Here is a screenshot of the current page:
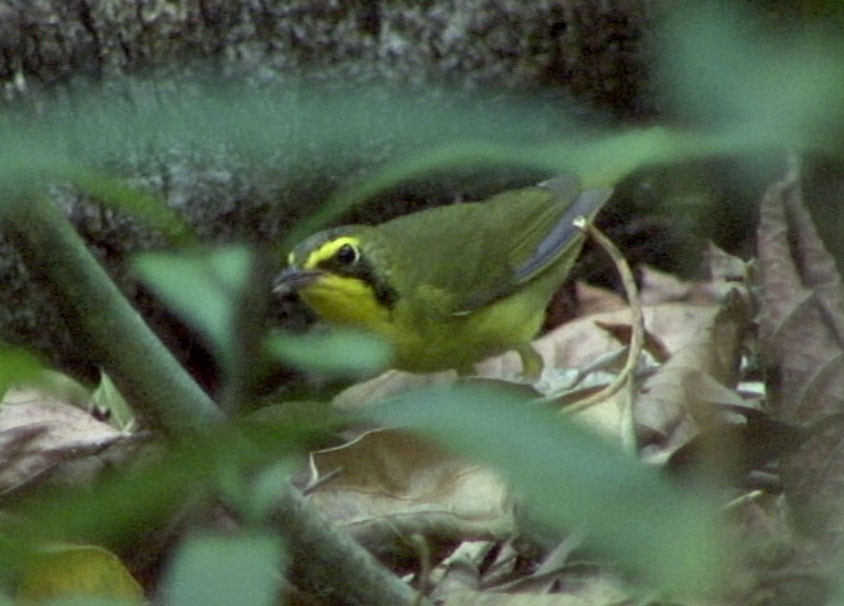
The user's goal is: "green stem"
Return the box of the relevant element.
[274,484,428,605]
[0,195,224,432]
[0,194,426,605]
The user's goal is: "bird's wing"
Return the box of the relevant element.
[453,178,613,313]
[508,180,614,285]
[378,178,612,317]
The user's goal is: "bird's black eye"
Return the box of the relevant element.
[336,243,358,265]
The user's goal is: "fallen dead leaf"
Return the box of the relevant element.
[757,167,844,421]
[333,369,458,411]
[635,289,752,456]
[308,429,515,562]
[517,303,725,375]
[574,282,627,316]
[592,320,671,363]
[437,567,630,605]
[756,163,844,538]
[698,243,752,303]
[0,388,129,496]
[430,540,495,594]
[638,264,693,304]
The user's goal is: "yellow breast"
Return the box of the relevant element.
[300,274,546,373]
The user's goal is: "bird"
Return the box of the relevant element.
[274,176,613,377]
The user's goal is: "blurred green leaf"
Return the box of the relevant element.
[29,369,93,410]
[0,346,44,399]
[3,19,843,231]
[164,531,285,606]
[50,600,133,606]
[0,84,585,190]
[372,384,726,593]
[65,169,195,245]
[266,329,391,378]
[15,544,143,605]
[658,2,844,152]
[288,128,708,242]
[216,461,298,526]
[0,420,312,573]
[133,246,253,364]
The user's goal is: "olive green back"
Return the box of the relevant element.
[367,177,613,316]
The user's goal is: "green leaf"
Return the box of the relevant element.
[65,169,195,245]
[216,461,298,525]
[91,372,135,431]
[133,246,253,364]
[372,384,726,593]
[164,531,285,606]
[0,346,44,399]
[266,329,391,378]
[658,2,844,152]
[16,544,143,605]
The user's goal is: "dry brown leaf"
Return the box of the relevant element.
[438,568,630,605]
[574,282,627,315]
[757,167,844,421]
[431,540,495,594]
[308,429,515,557]
[635,290,752,454]
[699,243,752,301]
[480,303,721,379]
[0,388,127,495]
[756,164,844,535]
[471,540,523,591]
[579,249,746,316]
[333,369,458,410]
[592,320,671,362]
[638,264,693,304]
[724,493,830,605]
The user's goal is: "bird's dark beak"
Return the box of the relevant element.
[273,268,322,296]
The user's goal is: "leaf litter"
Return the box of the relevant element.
[0,381,148,602]
[0,386,135,497]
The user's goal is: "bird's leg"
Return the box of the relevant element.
[517,344,545,381]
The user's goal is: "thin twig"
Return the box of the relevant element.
[410,534,432,606]
[301,466,344,496]
[560,220,644,417]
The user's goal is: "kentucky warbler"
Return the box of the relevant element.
[274,176,613,376]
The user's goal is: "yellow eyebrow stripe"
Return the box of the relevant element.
[303,236,361,270]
